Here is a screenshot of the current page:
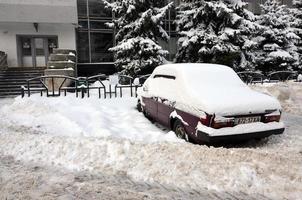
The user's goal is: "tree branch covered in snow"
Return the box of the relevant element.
[290,0,302,71]
[175,0,260,71]
[246,0,300,73]
[103,0,172,77]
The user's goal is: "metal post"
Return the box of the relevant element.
[87,79,90,98]
[115,86,117,98]
[109,85,112,98]
[27,82,30,97]
[52,77,54,96]
[21,87,24,98]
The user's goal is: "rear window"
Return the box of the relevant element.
[153,74,176,80]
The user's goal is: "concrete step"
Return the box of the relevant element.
[0,74,44,79]
[0,95,17,98]
[0,91,22,96]
[0,68,44,97]
[49,54,76,62]
[47,61,75,69]
[0,81,41,86]
[0,87,25,92]
[53,49,76,55]
[0,77,42,83]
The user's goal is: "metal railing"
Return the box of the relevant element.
[21,74,146,98]
[238,71,300,84]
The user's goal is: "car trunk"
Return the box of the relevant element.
[189,87,281,117]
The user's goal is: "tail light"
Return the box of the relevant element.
[264,115,281,123]
[211,116,235,129]
[200,114,212,127]
[200,114,234,129]
[263,110,281,123]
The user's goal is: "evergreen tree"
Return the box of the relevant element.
[103,0,172,77]
[175,0,259,71]
[290,0,302,71]
[248,0,299,73]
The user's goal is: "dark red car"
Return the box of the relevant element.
[137,63,285,144]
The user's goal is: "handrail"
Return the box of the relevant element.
[0,54,7,68]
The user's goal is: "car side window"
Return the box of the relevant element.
[149,74,178,103]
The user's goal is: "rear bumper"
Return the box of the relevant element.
[197,128,285,143]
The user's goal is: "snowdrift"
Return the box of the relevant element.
[0,81,301,199]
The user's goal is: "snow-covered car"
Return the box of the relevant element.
[137,63,285,143]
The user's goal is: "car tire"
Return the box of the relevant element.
[173,120,189,142]
[137,100,143,112]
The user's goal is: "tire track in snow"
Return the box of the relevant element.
[0,156,268,200]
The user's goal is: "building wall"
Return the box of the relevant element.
[0,22,76,67]
[0,0,78,24]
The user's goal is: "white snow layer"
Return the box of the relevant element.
[251,81,302,115]
[0,96,179,143]
[145,64,281,116]
[0,81,302,199]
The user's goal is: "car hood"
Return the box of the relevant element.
[188,87,282,116]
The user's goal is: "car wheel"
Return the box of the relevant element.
[137,100,143,112]
[173,120,189,141]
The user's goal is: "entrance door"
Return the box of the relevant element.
[34,38,47,67]
[18,36,58,68]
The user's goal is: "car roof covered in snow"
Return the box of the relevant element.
[153,63,233,77]
[148,63,281,116]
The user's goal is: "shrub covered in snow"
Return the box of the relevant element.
[175,0,259,71]
[103,0,172,77]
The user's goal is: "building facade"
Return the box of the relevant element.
[0,0,77,68]
[0,0,293,76]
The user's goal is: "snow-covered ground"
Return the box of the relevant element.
[0,82,302,199]
[251,81,302,115]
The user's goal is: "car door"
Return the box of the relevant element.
[153,75,177,127]
[142,96,158,119]
[157,98,174,127]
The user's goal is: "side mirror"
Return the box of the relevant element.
[133,78,140,86]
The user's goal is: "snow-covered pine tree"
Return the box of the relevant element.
[103,0,172,77]
[175,0,259,71]
[290,0,302,71]
[249,0,300,73]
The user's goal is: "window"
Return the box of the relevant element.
[154,74,176,80]
[48,38,58,54]
[89,0,112,19]
[21,37,31,56]
[77,0,87,18]
[90,20,111,30]
[90,32,114,62]
[77,31,90,63]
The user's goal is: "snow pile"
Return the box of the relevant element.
[0,81,302,199]
[250,81,302,115]
[0,95,179,143]
[0,124,301,200]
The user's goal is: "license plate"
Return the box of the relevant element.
[235,116,261,125]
